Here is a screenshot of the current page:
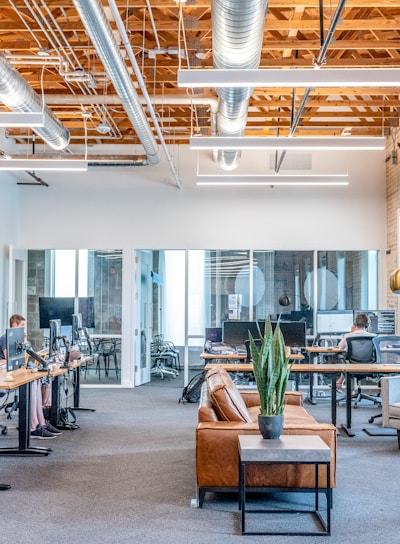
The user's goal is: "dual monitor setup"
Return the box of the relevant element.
[211,320,307,349]
[316,309,396,336]
[6,295,95,373]
[206,309,397,350]
[6,314,83,373]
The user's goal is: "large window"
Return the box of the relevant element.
[27,249,123,350]
[184,250,378,351]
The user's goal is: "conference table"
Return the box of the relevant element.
[204,361,400,436]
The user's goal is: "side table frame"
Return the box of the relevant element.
[238,435,331,536]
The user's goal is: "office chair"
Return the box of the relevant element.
[0,391,9,435]
[367,336,400,423]
[244,339,262,363]
[345,335,380,408]
[381,375,400,448]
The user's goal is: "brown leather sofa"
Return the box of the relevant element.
[196,366,337,506]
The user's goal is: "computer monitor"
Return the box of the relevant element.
[6,326,25,372]
[48,319,62,360]
[317,310,354,335]
[71,313,82,345]
[222,320,306,348]
[222,321,263,346]
[353,310,396,335]
[39,297,74,328]
[277,321,306,348]
[205,327,222,343]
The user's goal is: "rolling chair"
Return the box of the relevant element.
[381,375,400,448]
[367,335,400,423]
[344,335,380,408]
[245,339,262,363]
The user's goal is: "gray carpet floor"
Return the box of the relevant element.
[0,377,398,544]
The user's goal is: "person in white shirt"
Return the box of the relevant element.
[336,313,376,391]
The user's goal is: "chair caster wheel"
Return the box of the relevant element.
[368,417,374,423]
[1,429,7,435]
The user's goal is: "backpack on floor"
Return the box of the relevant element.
[179,371,205,404]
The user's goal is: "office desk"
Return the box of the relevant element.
[305,347,343,404]
[201,352,304,363]
[200,352,247,363]
[70,356,96,412]
[0,367,53,456]
[48,357,94,429]
[204,362,400,434]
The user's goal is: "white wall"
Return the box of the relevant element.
[15,146,386,252]
[9,145,387,386]
[0,171,21,331]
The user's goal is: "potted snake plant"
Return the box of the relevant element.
[248,318,292,439]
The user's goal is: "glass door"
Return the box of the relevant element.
[134,250,152,385]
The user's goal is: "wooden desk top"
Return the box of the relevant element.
[0,366,47,389]
[204,362,400,373]
[306,347,342,354]
[200,352,246,360]
[200,351,304,361]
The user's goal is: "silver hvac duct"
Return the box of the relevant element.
[72,0,160,166]
[0,52,70,151]
[212,0,268,170]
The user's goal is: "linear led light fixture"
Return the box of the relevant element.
[0,112,45,127]
[178,68,400,88]
[196,174,349,186]
[190,136,385,151]
[0,159,88,171]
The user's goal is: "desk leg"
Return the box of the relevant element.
[306,354,317,405]
[330,375,337,427]
[72,366,95,413]
[0,382,52,456]
[50,375,61,428]
[308,374,317,404]
[340,373,355,437]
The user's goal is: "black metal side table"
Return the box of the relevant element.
[238,434,331,536]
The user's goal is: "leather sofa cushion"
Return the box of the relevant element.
[206,367,252,423]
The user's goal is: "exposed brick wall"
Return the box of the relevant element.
[385,135,400,326]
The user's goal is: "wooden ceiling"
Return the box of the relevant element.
[0,0,399,152]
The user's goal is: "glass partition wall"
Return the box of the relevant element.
[26,249,379,386]
[27,249,122,385]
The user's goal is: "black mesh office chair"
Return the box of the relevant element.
[245,339,262,363]
[367,335,400,423]
[345,335,380,407]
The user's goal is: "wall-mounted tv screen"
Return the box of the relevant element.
[39,296,95,329]
[39,297,74,328]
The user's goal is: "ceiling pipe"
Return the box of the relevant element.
[72,0,160,166]
[0,52,70,151]
[275,0,347,173]
[107,0,182,188]
[43,93,218,128]
[212,0,268,171]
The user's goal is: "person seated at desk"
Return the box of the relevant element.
[336,313,376,392]
[0,314,60,440]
